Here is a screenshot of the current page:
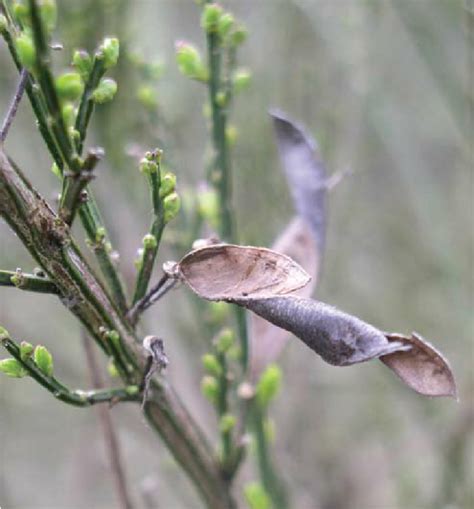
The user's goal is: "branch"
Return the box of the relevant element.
[0,268,59,294]
[0,68,28,142]
[0,148,235,509]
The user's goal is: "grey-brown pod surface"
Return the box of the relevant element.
[177,244,311,301]
[240,296,409,366]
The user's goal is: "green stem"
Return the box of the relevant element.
[251,405,288,509]
[1,337,139,407]
[0,269,59,294]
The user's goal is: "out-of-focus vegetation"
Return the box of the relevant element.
[0,1,472,508]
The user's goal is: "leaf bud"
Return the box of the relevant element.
[218,13,234,38]
[201,375,219,404]
[15,33,36,71]
[136,85,158,109]
[95,226,106,243]
[72,49,92,79]
[159,172,176,199]
[207,301,230,325]
[201,3,223,33]
[163,192,181,223]
[0,358,28,378]
[20,341,34,361]
[175,41,207,81]
[256,364,282,408]
[233,68,251,92]
[215,91,227,107]
[0,326,10,342]
[92,78,117,104]
[107,358,119,378]
[219,413,236,433]
[201,353,222,377]
[142,233,157,250]
[225,125,238,146]
[33,345,54,376]
[139,157,158,176]
[99,37,120,69]
[214,327,234,354]
[0,14,8,33]
[230,25,248,47]
[55,72,84,102]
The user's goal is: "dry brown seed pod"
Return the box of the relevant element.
[177,244,311,301]
[381,332,458,399]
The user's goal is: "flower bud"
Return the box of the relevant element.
[99,37,120,69]
[201,353,222,377]
[0,326,10,341]
[15,33,36,71]
[62,102,75,127]
[201,375,219,404]
[20,341,34,361]
[244,482,271,509]
[39,0,57,32]
[214,327,234,354]
[159,172,176,199]
[197,187,219,226]
[134,248,144,270]
[201,3,223,33]
[215,91,227,107]
[143,233,157,250]
[163,192,181,223]
[175,41,207,81]
[139,157,158,176]
[126,385,139,396]
[55,72,84,102]
[207,301,230,325]
[12,3,29,27]
[51,162,61,179]
[225,125,238,146]
[256,364,281,408]
[230,26,247,47]
[107,359,119,378]
[0,358,28,378]
[0,14,8,33]
[95,226,106,243]
[219,413,236,433]
[92,78,117,104]
[136,85,158,109]
[233,68,251,92]
[218,13,234,38]
[34,345,54,376]
[72,49,92,79]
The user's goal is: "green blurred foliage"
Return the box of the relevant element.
[0,1,472,508]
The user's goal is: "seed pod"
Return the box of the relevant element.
[176,244,311,301]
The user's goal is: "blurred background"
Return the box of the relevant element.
[0,1,472,508]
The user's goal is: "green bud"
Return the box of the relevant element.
[201,375,219,404]
[39,0,57,32]
[228,345,241,362]
[256,364,282,408]
[0,326,10,342]
[92,78,117,104]
[107,359,119,378]
[62,102,75,127]
[201,3,223,33]
[159,172,176,199]
[214,327,234,354]
[201,353,222,377]
[0,358,28,378]
[139,157,158,175]
[99,37,120,69]
[95,226,106,243]
[0,14,8,33]
[207,301,230,325]
[72,49,92,79]
[125,385,139,396]
[12,3,29,27]
[136,85,158,109]
[163,192,181,223]
[134,248,144,270]
[15,33,36,71]
[197,188,219,226]
[219,413,236,433]
[244,482,271,509]
[218,13,234,38]
[225,125,238,147]
[216,91,227,107]
[55,72,84,102]
[175,41,207,81]
[230,26,248,47]
[233,68,252,92]
[34,345,53,376]
[264,418,276,443]
[105,330,121,348]
[143,233,157,250]
[20,341,34,361]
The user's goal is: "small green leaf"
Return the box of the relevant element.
[0,358,28,378]
[34,345,53,376]
[243,482,270,509]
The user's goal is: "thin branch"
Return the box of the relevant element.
[1,336,139,407]
[82,331,134,509]
[0,268,59,294]
[0,69,28,143]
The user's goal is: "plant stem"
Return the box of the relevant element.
[0,68,28,142]
[0,149,236,509]
[82,331,134,509]
[0,269,59,294]
[1,336,139,407]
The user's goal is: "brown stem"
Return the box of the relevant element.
[0,148,235,509]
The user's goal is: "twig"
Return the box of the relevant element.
[1,336,139,407]
[82,330,134,509]
[0,268,59,294]
[0,69,28,142]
